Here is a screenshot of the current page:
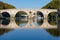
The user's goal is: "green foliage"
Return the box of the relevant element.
[42,0,60,9]
[0,1,15,10]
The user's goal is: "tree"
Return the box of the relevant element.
[0,1,15,10]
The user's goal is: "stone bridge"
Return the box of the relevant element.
[0,9,58,29]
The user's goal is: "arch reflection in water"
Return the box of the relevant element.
[15,11,28,27]
[33,11,44,27]
[1,12,10,25]
[48,12,57,25]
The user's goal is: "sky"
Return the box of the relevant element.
[0,0,52,8]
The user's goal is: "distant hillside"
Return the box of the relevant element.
[0,1,15,10]
[42,0,60,9]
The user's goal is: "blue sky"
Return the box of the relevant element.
[0,0,51,8]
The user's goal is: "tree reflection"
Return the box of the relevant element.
[0,28,13,36]
[37,19,43,25]
[46,29,60,37]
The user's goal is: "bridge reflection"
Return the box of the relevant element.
[0,17,58,29]
[0,9,59,29]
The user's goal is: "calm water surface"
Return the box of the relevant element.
[0,28,60,40]
[0,14,60,40]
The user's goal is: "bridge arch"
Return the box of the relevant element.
[37,9,57,28]
[1,12,10,25]
[2,12,10,18]
[30,11,44,27]
[14,10,29,18]
[36,11,44,26]
[48,12,57,25]
[15,11,28,27]
[15,11,28,18]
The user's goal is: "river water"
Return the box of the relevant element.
[0,16,60,40]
